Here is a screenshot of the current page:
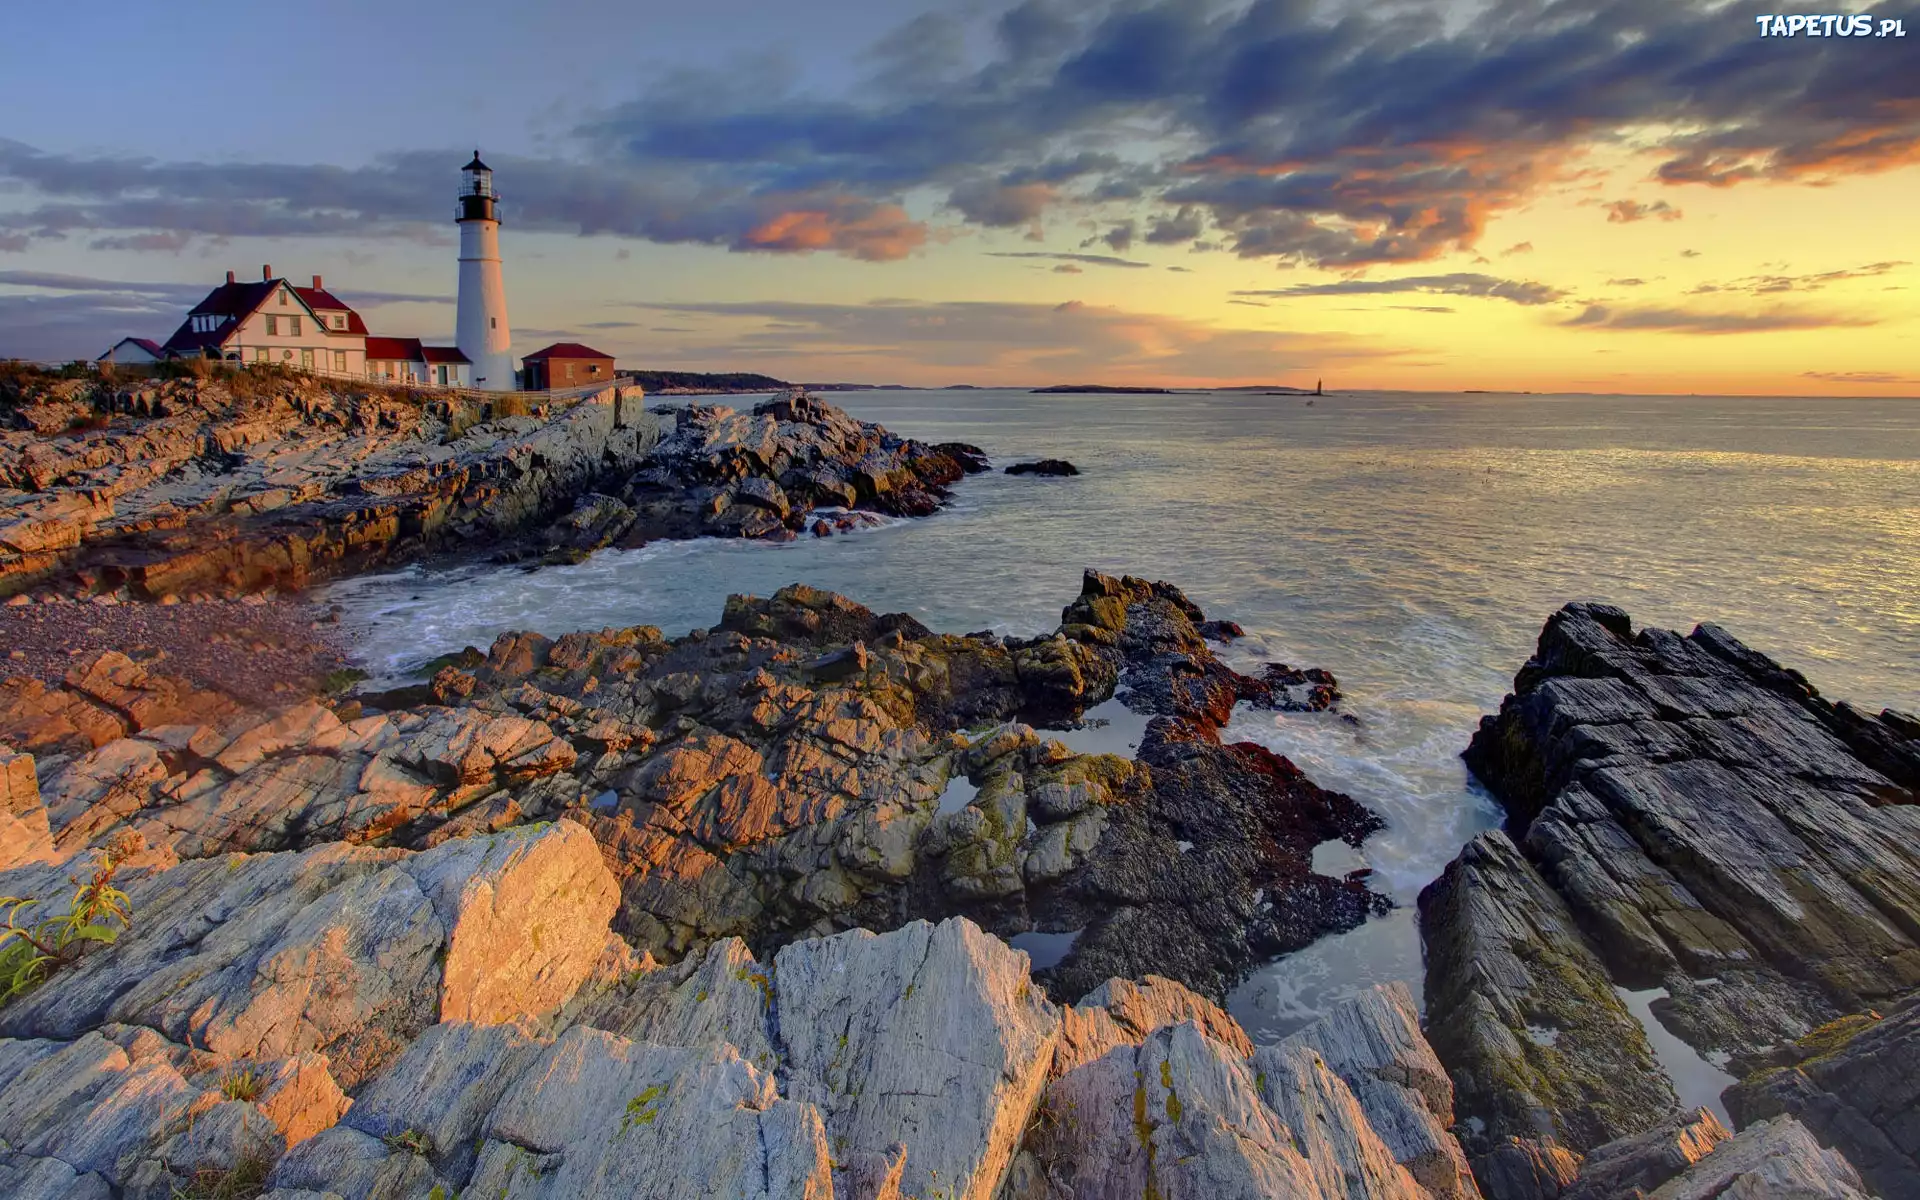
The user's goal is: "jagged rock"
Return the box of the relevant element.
[468,1029,834,1200]
[1419,830,1676,1194]
[1004,460,1080,477]
[1561,1107,1728,1200]
[1723,1002,1920,1199]
[1271,981,1480,1200]
[1647,1117,1869,1199]
[1019,980,1478,1200]
[1,374,665,599]
[0,821,616,1089]
[1462,603,1920,1068]
[619,392,968,545]
[774,918,1058,1200]
[0,750,56,869]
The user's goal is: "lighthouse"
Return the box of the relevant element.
[455,151,514,390]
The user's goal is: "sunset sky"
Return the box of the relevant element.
[1,0,1915,393]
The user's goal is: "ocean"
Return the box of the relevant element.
[325,388,1920,1043]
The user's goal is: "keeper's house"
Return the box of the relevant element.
[158,267,373,375]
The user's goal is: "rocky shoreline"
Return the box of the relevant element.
[1,374,982,600]
[0,368,1912,1200]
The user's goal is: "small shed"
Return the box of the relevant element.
[522,342,615,390]
[99,337,164,365]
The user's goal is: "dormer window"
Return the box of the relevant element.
[332,315,346,330]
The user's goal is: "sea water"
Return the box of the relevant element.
[325,389,1920,1039]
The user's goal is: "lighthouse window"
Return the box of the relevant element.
[490,317,497,329]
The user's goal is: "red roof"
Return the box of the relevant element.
[522,342,613,361]
[420,346,469,364]
[295,287,370,335]
[161,276,367,356]
[365,336,425,362]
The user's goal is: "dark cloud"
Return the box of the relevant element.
[1144,205,1204,245]
[1,1,1912,267]
[1606,277,1649,286]
[1234,272,1564,306]
[1802,370,1916,385]
[1502,242,1534,256]
[1563,303,1873,334]
[1604,199,1684,223]
[1100,221,1136,252]
[1688,261,1907,294]
[1680,249,1702,258]
[988,251,1149,268]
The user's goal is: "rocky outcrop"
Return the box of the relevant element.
[1007,980,1475,1200]
[1644,1117,1872,1199]
[1,375,989,600]
[1004,460,1079,477]
[1,372,659,598]
[1723,1002,1920,1199]
[1419,830,1675,1194]
[5,571,1388,1010]
[609,390,990,545]
[0,797,1494,1200]
[1424,603,1920,1200]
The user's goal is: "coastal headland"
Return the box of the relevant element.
[0,365,1911,1199]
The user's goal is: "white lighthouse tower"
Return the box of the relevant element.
[455,151,514,390]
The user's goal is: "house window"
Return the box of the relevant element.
[264,315,278,336]
[288,316,301,336]
[255,348,268,363]
[279,291,288,306]
[300,349,313,369]
[590,364,601,375]
[333,350,347,371]
[333,315,345,329]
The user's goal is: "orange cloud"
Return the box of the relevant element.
[741,201,926,262]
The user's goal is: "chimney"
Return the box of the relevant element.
[226,271,236,285]
[311,274,323,291]
[262,264,273,281]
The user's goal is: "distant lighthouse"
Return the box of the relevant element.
[455,151,514,390]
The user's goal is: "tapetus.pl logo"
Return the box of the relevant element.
[1754,13,1907,35]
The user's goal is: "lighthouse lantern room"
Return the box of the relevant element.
[455,151,514,391]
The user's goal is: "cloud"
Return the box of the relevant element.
[1391,305,1455,313]
[2,1,1913,268]
[1100,221,1136,252]
[1801,370,1916,385]
[1606,277,1649,287]
[1144,206,1205,246]
[1604,199,1684,223]
[1563,303,1874,334]
[615,295,1401,384]
[1053,264,1082,273]
[946,179,1056,228]
[1688,261,1907,295]
[988,251,1149,268]
[1502,242,1534,256]
[88,231,196,253]
[1234,272,1564,306]
[1680,249,1702,258]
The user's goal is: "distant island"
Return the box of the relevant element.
[1214,384,1318,395]
[1031,384,1174,394]
[627,369,791,394]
